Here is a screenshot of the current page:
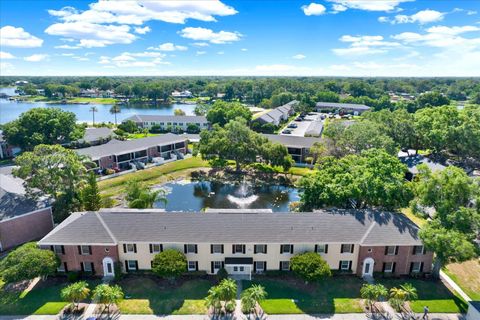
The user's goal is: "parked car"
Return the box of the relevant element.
[282,129,292,134]
[295,117,303,121]
[288,123,298,128]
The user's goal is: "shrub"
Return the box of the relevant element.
[67,271,80,283]
[225,300,236,313]
[216,268,228,282]
[151,249,187,281]
[290,252,332,282]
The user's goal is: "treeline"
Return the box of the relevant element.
[3,76,480,106]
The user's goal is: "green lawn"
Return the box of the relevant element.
[244,276,364,314]
[0,280,67,315]
[244,276,468,315]
[126,133,160,139]
[117,277,212,315]
[377,279,468,314]
[98,156,210,197]
[18,95,117,104]
[401,208,427,227]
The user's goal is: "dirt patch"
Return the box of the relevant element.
[446,259,480,299]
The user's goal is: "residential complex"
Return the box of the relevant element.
[123,115,209,132]
[263,134,321,163]
[255,101,297,126]
[38,209,433,279]
[315,102,371,115]
[0,173,53,251]
[76,133,188,170]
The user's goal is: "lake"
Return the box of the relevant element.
[154,180,300,212]
[0,88,197,124]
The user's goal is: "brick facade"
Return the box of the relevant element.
[54,245,119,276]
[0,208,53,251]
[356,245,433,276]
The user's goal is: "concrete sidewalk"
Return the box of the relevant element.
[0,313,465,320]
[440,270,471,302]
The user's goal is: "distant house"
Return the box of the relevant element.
[0,174,53,251]
[263,134,321,163]
[0,133,20,159]
[72,127,114,147]
[316,102,370,115]
[122,115,209,132]
[256,100,297,126]
[76,134,189,170]
[14,80,29,86]
[398,152,447,180]
[171,90,193,99]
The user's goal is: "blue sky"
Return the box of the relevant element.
[1,0,479,76]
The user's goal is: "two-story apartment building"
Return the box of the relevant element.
[38,209,433,279]
[76,134,188,170]
[255,101,297,126]
[122,115,209,132]
[263,134,321,163]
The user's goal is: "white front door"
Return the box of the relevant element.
[103,257,115,277]
[362,258,374,276]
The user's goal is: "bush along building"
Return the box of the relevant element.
[38,209,433,279]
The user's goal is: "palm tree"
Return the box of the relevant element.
[126,180,167,209]
[92,284,124,317]
[205,286,222,315]
[60,281,90,313]
[360,284,387,313]
[89,106,98,125]
[109,105,121,126]
[400,283,418,302]
[241,284,267,315]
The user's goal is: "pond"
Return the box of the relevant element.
[155,180,300,212]
[0,88,197,124]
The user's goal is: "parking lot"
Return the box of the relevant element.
[279,112,324,137]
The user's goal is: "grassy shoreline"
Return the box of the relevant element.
[13,95,117,105]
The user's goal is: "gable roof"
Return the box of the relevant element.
[316,102,370,111]
[80,127,114,143]
[0,174,50,221]
[38,209,423,246]
[263,134,321,148]
[75,133,187,160]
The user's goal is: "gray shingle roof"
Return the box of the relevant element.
[38,209,422,246]
[75,133,187,160]
[0,174,50,221]
[256,100,297,124]
[316,102,370,111]
[81,128,114,143]
[305,121,324,137]
[263,134,321,148]
[123,115,207,123]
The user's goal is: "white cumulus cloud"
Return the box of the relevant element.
[0,51,16,59]
[328,0,412,12]
[179,27,241,44]
[0,26,43,48]
[292,54,306,59]
[302,3,326,16]
[148,43,188,51]
[380,9,445,24]
[134,26,151,34]
[24,54,48,62]
[333,35,400,56]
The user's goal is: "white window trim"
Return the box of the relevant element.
[212,244,223,254]
[411,262,422,273]
[386,246,396,256]
[255,261,265,271]
[53,245,63,255]
[340,260,350,271]
[188,261,197,271]
[126,244,135,253]
[186,244,197,254]
[213,261,222,270]
[413,246,424,255]
[255,245,267,254]
[80,245,90,255]
[233,244,244,254]
[127,260,137,270]
[82,262,93,272]
[316,244,326,253]
[152,244,162,253]
[384,262,394,273]
[341,244,352,254]
[280,261,290,271]
[281,245,292,254]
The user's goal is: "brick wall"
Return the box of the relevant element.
[54,245,119,276]
[0,208,53,251]
[357,245,433,276]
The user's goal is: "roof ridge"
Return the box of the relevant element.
[95,211,118,244]
[359,219,377,245]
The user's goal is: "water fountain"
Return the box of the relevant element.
[226,178,259,208]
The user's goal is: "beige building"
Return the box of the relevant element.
[39,209,433,279]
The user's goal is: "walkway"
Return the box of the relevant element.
[439,270,471,302]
